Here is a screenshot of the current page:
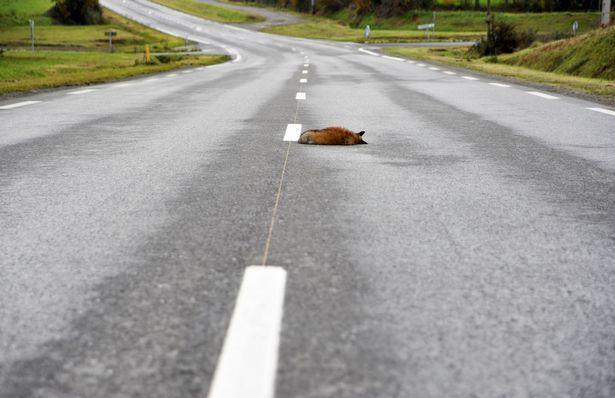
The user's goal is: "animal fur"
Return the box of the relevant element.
[298,127,367,145]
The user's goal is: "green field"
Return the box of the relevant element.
[0,0,229,94]
[150,0,264,23]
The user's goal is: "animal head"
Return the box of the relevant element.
[354,131,367,145]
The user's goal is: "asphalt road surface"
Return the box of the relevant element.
[1,1,615,397]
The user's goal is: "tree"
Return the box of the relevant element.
[48,0,104,25]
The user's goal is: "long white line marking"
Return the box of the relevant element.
[207,266,287,398]
[0,101,42,110]
[461,76,479,81]
[283,123,302,141]
[300,78,307,83]
[526,91,559,99]
[428,66,441,71]
[302,70,308,74]
[489,82,511,88]
[382,55,405,61]
[587,107,615,116]
[443,71,456,75]
[358,48,380,56]
[67,89,97,95]
[296,92,306,100]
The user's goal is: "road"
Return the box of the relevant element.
[1,0,615,397]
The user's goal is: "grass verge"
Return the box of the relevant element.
[382,46,615,101]
[0,50,229,94]
[262,17,482,42]
[149,0,264,23]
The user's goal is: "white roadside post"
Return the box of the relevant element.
[601,0,611,27]
[572,20,579,35]
[106,31,117,52]
[29,19,34,51]
[364,25,370,42]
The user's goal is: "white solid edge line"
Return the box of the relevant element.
[67,89,97,95]
[461,76,479,81]
[0,101,42,110]
[443,71,456,75]
[296,92,306,100]
[207,266,287,398]
[300,78,307,83]
[587,107,615,116]
[526,91,559,99]
[488,82,511,88]
[283,123,302,141]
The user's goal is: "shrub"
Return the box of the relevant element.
[472,20,536,56]
[47,0,104,25]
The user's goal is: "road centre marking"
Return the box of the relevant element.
[300,78,307,83]
[302,70,308,74]
[113,82,135,88]
[0,101,42,110]
[181,70,193,74]
[406,60,415,64]
[144,78,160,82]
[461,76,479,80]
[428,67,441,70]
[358,48,380,56]
[67,89,97,95]
[382,55,405,61]
[296,92,306,100]
[587,107,615,116]
[526,91,559,99]
[489,82,511,88]
[443,71,456,75]
[283,123,302,141]
[207,266,287,398]
[417,63,426,67]
[166,73,178,78]
[303,63,309,67]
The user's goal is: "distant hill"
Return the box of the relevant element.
[502,25,615,80]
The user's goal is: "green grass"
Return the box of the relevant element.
[0,2,230,94]
[0,50,229,94]
[503,25,615,80]
[383,44,615,100]
[0,0,54,27]
[0,9,188,52]
[150,0,264,23]
[262,17,482,42]
[329,10,600,34]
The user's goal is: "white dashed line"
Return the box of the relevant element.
[112,83,136,88]
[358,48,380,56]
[206,266,287,398]
[443,71,456,75]
[144,78,160,83]
[406,60,415,64]
[0,101,42,110]
[303,63,309,67]
[302,70,308,74]
[295,92,306,100]
[67,89,97,95]
[382,55,405,61]
[587,107,615,116]
[283,123,302,141]
[488,82,511,88]
[461,76,479,81]
[166,74,178,78]
[300,78,307,83]
[428,67,441,71]
[181,70,193,74]
[526,91,559,100]
[417,63,426,67]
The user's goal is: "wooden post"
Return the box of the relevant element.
[145,44,151,63]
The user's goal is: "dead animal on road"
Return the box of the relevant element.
[298,127,367,145]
